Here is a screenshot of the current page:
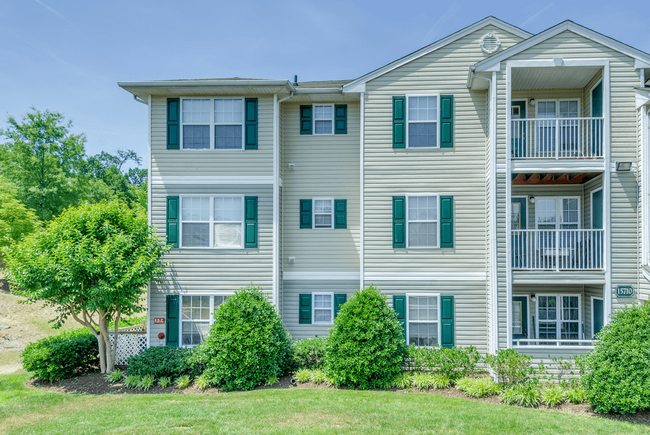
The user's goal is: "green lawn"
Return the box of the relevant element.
[1,374,647,434]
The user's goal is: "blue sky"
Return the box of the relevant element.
[1,0,648,169]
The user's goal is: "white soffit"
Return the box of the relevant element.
[512,66,601,90]
[474,20,650,72]
[342,16,531,93]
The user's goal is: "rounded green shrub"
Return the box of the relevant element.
[293,337,327,369]
[22,328,99,382]
[192,285,293,391]
[127,346,199,380]
[582,302,650,414]
[323,285,408,389]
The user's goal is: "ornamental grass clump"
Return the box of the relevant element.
[138,375,155,391]
[582,302,650,414]
[294,369,312,383]
[391,373,414,389]
[566,387,588,404]
[105,369,124,383]
[310,369,327,384]
[541,385,565,407]
[195,374,211,390]
[500,383,542,407]
[412,373,435,391]
[324,285,408,389]
[123,375,140,389]
[191,286,293,392]
[158,377,172,389]
[175,375,191,389]
[456,377,500,398]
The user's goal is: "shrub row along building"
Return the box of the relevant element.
[119,16,650,361]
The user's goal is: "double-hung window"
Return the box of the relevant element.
[181,98,244,149]
[313,293,333,324]
[407,295,439,346]
[537,295,581,342]
[407,95,438,148]
[536,99,579,154]
[181,196,244,248]
[535,197,579,253]
[313,199,333,229]
[314,105,333,135]
[181,295,230,346]
[407,195,439,247]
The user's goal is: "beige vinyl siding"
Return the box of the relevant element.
[282,280,357,340]
[281,102,360,272]
[150,96,274,177]
[494,29,642,346]
[369,280,488,353]
[362,24,524,274]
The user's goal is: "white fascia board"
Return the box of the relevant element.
[294,88,343,94]
[117,79,292,88]
[635,59,650,69]
[342,16,531,92]
[342,82,365,94]
[636,88,650,109]
[151,175,273,185]
[364,272,486,281]
[475,21,650,72]
[511,160,606,173]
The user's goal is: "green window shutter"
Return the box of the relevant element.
[393,295,407,342]
[440,195,453,248]
[440,95,454,148]
[334,199,347,229]
[300,105,312,135]
[167,98,180,149]
[300,199,312,229]
[335,104,347,134]
[393,96,406,148]
[244,196,258,248]
[166,196,179,248]
[392,196,406,248]
[166,295,179,347]
[334,294,347,318]
[440,296,455,348]
[245,98,258,150]
[299,294,312,324]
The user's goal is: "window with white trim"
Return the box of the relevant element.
[181,98,244,149]
[408,295,439,346]
[313,199,333,229]
[181,295,230,346]
[314,105,333,134]
[181,196,244,248]
[407,95,438,148]
[407,195,438,247]
[537,294,581,341]
[313,293,333,324]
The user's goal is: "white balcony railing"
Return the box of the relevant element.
[512,338,595,348]
[512,229,604,271]
[511,117,604,159]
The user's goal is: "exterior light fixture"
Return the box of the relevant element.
[616,161,632,171]
[288,163,295,170]
[529,99,536,106]
[529,196,536,204]
[530,294,536,302]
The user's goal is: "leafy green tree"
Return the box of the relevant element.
[84,149,147,210]
[4,200,169,373]
[0,109,87,220]
[0,178,40,249]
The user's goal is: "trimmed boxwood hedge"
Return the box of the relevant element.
[127,346,201,380]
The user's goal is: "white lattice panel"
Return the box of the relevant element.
[109,333,147,366]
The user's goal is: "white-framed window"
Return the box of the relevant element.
[536,294,581,341]
[312,292,334,324]
[181,294,230,347]
[535,197,580,252]
[407,294,440,346]
[536,99,580,154]
[180,196,244,248]
[314,105,333,135]
[181,97,244,150]
[313,198,334,229]
[407,195,439,248]
[407,95,439,148]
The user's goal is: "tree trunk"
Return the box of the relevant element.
[96,332,107,374]
[97,316,115,374]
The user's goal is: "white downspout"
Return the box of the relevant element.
[603,62,612,325]
[274,92,294,310]
[146,94,152,348]
[360,92,365,291]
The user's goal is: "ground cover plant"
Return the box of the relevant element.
[324,285,408,389]
[127,346,199,380]
[191,285,293,391]
[582,302,650,414]
[2,373,648,434]
[21,328,99,382]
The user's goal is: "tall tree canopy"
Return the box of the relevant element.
[0,109,87,220]
[0,177,40,249]
[4,200,169,373]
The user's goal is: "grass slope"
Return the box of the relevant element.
[1,374,647,434]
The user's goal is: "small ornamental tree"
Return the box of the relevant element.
[582,302,650,414]
[4,200,169,373]
[192,285,293,391]
[324,285,408,389]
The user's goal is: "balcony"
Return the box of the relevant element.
[511,117,604,160]
[512,229,604,271]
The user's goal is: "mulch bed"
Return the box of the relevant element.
[27,373,650,426]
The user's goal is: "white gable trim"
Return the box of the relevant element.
[342,16,531,93]
[475,21,650,72]
[637,88,650,109]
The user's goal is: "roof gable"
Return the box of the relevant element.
[342,16,531,93]
[474,20,650,72]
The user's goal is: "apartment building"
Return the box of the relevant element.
[119,16,650,359]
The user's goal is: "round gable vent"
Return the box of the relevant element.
[480,32,501,54]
